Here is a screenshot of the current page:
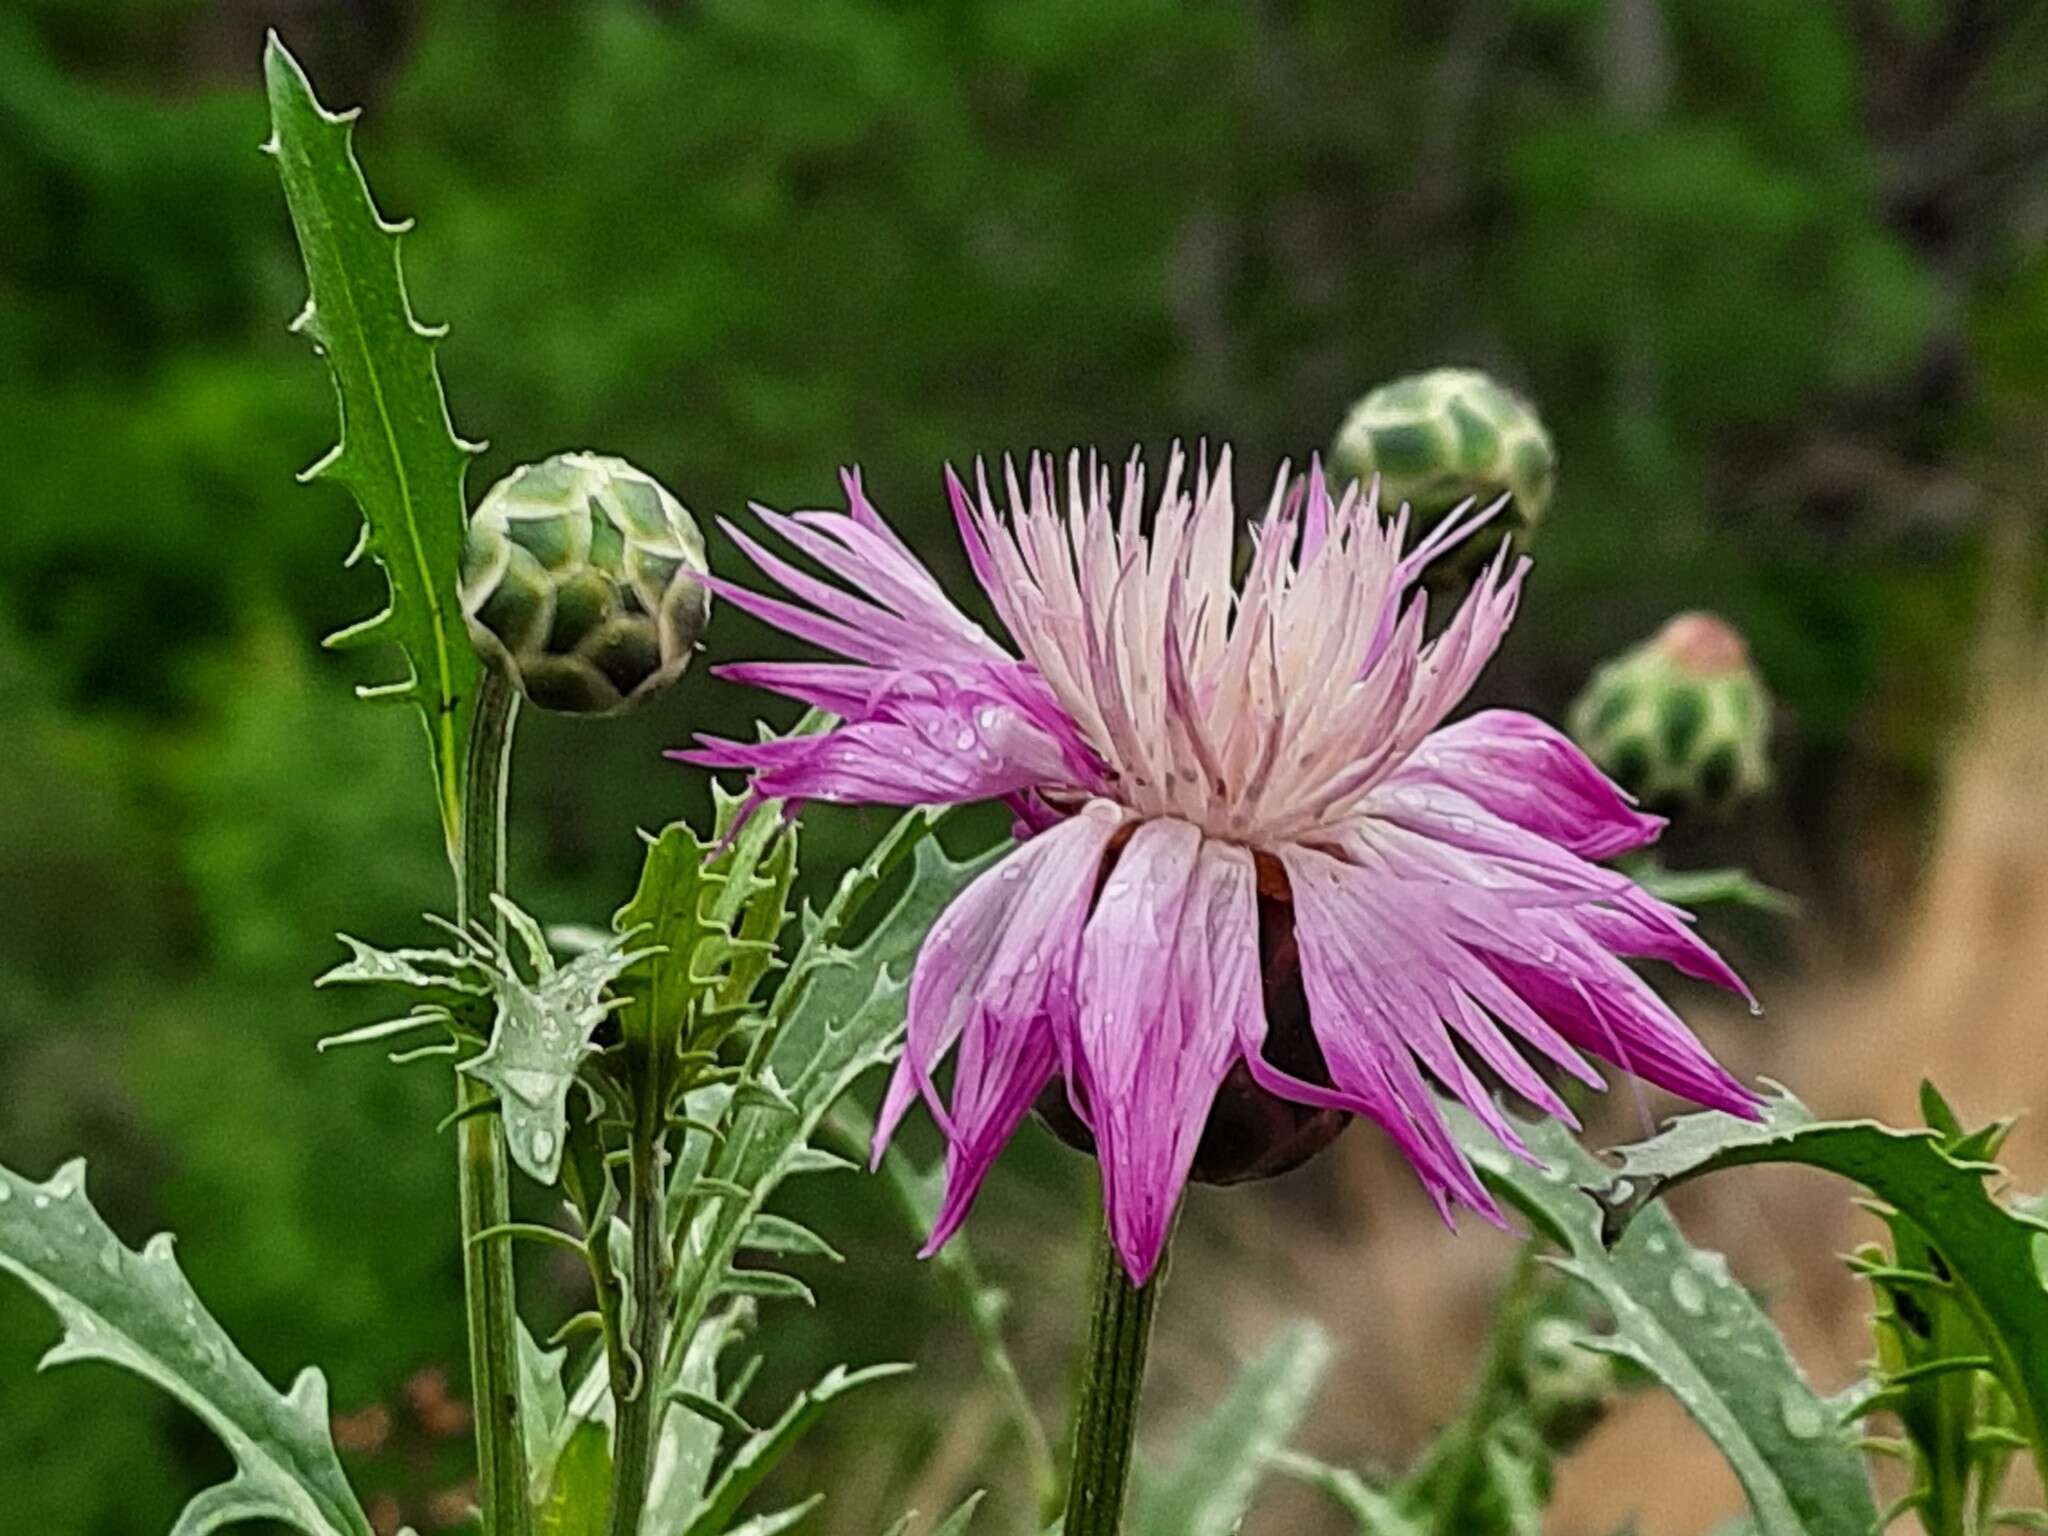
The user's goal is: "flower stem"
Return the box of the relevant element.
[455,667,532,1536]
[605,1128,667,1536]
[1063,1226,1163,1536]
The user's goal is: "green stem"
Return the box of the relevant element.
[605,1129,667,1536]
[1063,1225,1164,1536]
[455,667,532,1536]
[1400,1240,1542,1527]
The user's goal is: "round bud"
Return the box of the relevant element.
[1568,612,1772,816]
[1330,367,1556,567]
[1521,1316,1618,1449]
[459,453,711,716]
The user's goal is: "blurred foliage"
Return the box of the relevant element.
[1,0,2045,1530]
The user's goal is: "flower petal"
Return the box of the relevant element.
[1394,710,1664,860]
[1073,822,1253,1282]
[1275,843,1510,1223]
[872,802,1126,1245]
[679,664,1091,808]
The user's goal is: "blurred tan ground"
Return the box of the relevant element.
[1159,587,2048,1534]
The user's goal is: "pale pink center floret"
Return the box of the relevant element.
[684,449,1761,1285]
[950,449,1519,846]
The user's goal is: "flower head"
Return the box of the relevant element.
[684,448,1758,1283]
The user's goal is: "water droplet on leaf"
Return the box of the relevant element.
[1779,1388,1825,1440]
[1668,1269,1708,1317]
[530,1128,557,1164]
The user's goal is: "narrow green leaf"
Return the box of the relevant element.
[1452,1108,1879,1536]
[739,1213,842,1261]
[1272,1452,1426,1536]
[878,1491,987,1536]
[262,36,482,855]
[536,1418,610,1536]
[669,1389,757,1439]
[1134,1321,1332,1536]
[0,1159,375,1536]
[1601,1086,2048,1495]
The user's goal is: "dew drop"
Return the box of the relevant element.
[1667,1269,1708,1317]
[0,1182,11,1204]
[32,1194,49,1211]
[977,706,1002,731]
[530,1128,557,1165]
[954,727,977,750]
[1779,1387,1825,1440]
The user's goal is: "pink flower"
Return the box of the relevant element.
[683,449,1758,1283]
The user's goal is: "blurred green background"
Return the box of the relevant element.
[3,1,2045,1531]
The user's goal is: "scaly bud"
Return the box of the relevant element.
[1569,612,1771,815]
[459,453,711,715]
[1330,367,1555,566]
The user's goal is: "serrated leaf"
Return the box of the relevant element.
[461,923,648,1184]
[1450,1107,1879,1536]
[676,1363,914,1536]
[611,802,796,1065]
[0,1159,374,1536]
[1601,1085,2048,1498]
[263,36,481,856]
[669,832,998,1340]
[316,934,487,996]
[1134,1321,1332,1536]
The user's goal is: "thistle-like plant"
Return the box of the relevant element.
[6,30,2048,1536]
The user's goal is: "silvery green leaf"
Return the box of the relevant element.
[264,36,482,856]
[461,923,648,1183]
[1601,1084,2048,1507]
[638,1303,753,1534]
[1134,1321,1332,1536]
[316,933,487,995]
[518,1322,570,1480]
[674,1363,914,1536]
[0,1159,375,1536]
[1450,1105,1879,1536]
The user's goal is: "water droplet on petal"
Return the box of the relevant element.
[977,706,1002,731]
[954,727,977,750]
[1667,1269,1708,1317]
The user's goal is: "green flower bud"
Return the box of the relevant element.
[459,452,711,716]
[1329,367,1555,565]
[1568,612,1772,816]
[1520,1316,1617,1450]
